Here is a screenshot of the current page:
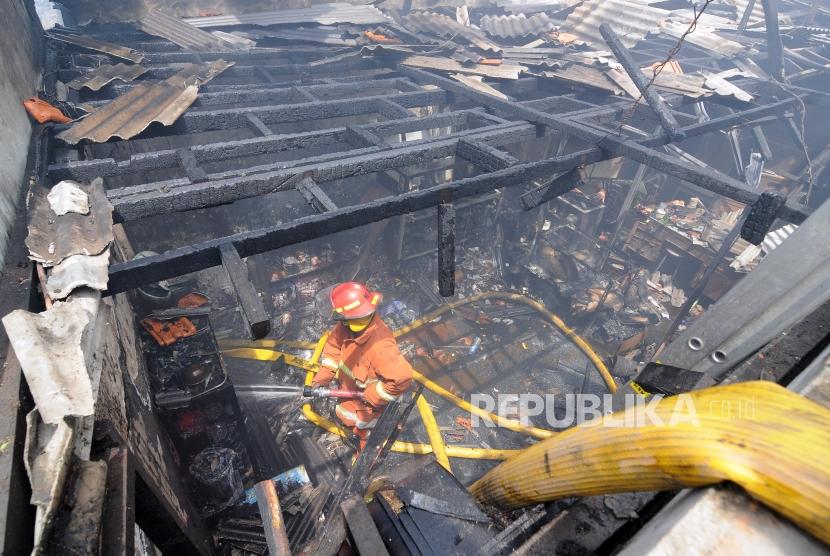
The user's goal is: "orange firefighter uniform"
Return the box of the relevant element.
[313,315,413,442]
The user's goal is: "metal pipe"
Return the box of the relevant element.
[470,381,830,545]
[254,479,291,556]
[599,23,686,142]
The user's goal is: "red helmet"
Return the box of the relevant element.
[330,282,382,320]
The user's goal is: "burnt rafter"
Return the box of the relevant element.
[397,65,811,224]
[106,149,603,294]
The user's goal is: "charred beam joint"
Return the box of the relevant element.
[741,191,786,245]
[438,203,455,298]
[520,167,586,210]
[377,98,410,119]
[245,113,273,137]
[219,243,271,339]
[599,23,686,142]
[456,138,518,171]
[296,176,338,213]
[345,125,382,147]
[176,148,208,183]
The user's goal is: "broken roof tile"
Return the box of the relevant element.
[26,178,113,267]
[57,59,232,145]
[66,63,148,92]
[46,251,110,300]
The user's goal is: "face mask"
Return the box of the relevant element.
[347,314,374,333]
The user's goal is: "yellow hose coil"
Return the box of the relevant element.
[470,381,830,544]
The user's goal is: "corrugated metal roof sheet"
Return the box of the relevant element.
[138,9,232,51]
[46,30,145,63]
[450,73,509,99]
[479,13,557,39]
[182,3,390,28]
[498,0,579,14]
[66,63,148,91]
[660,19,748,57]
[561,0,668,47]
[57,60,232,145]
[401,11,502,52]
[402,55,525,78]
[541,64,626,94]
[246,27,359,46]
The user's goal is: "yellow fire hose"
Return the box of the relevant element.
[222,291,614,461]
[470,380,830,544]
[416,395,452,471]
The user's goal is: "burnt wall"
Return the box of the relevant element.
[0,0,41,272]
[96,293,214,555]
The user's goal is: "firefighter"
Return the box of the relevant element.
[311,282,413,449]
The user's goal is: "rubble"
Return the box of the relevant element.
[5,0,830,553]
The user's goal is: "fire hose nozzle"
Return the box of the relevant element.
[303,386,364,400]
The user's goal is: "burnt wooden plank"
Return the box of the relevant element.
[296,176,338,212]
[219,243,271,339]
[456,138,518,171]
[101,448,135,556]
[437,202,455,297]
[341,495,390,556]
[520,167,586,210]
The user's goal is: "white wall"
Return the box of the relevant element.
[0,0,41,274]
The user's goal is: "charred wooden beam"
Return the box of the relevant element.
[170,89,445,134]
[310,386,423,556]
[107,122,536,222]
[176,148,208,183]
[219,243,270,339]
[520,167,587,210]
[254,479,291,556]
[106,149,602,293]
[377,98,411,119]
[341,495,390,556]
[438,202,455,297]
[456,138,518,171]
[245,113,273,136]
[291,86,318,103]
[638,99,796,147]
[345,125,382,147]
[296,176,338,212]
[51,109,482,182]
[752,124,773,160]
[738,0,758,30]
[101,448,134,556]
[599,23,686,142]
[761,0,786,81]
[398,66,810,224]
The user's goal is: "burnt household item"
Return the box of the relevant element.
[132,251,173,307]
[178,292,210,308]
[189,447,244,511]
[140,316,197,346]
